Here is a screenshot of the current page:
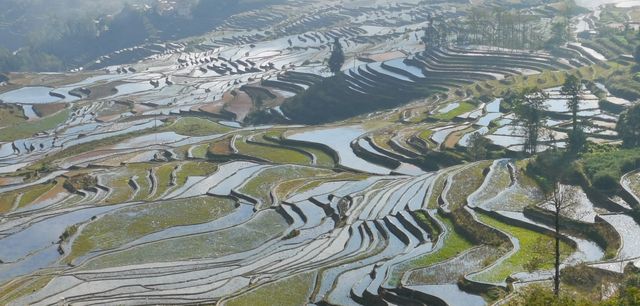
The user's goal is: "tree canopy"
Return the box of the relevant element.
[617,103,640,148]
[560,75,586,153]
[513,87,549,155]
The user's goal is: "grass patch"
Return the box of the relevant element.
[0,104,26,128]
[239,165,334,208]
[166,117,233,136]
[372,133,394,151]
[0,275,55,305]
[472,213,573,283]
[427,173,448,209]
[0,108,70,142]
[235,136,312,165]
[390,213,475,287]
[0,180,57,212]
[0,192,19,213]
[67,196,236,264]
[445,161,491,210]
[99,169,142,205]
[412,215,474,267]
[174,161,218,186]
[17,181,56,208]
[223,272,316,306]
[27,124,165,173]
[418,129,434,142]
[261,131,334,167]
[273,172,368,201]
[190,144,209,159]
[432,102,476,121]
[82,209,288,270]
[152,163,178,199]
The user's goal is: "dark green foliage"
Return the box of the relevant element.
[580,148,640,193]
[561,75,586,154]
[567,129,587,155]
[527,146,640,194]
[328,38,345,75]
[419,150,465,170]
[468,132,489,161]
[449,209,505,247]
[546,21,571,50]
[422,17,441,49]
[59,224,79,243]
[617,104,640,148]
[561,264,601,288]
[526,151,581,192]
[413,210,441,242]
[634,44,640,64]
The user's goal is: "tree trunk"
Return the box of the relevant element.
[554,209,561,296]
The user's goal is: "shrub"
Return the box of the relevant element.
[592,171,619,191]
[449,208,505,246]
[561,264,600,288]
[282,229,300,240]
[63,174,97,193]
[523,255,544,273]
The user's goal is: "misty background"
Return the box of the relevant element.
[0,0,283,72]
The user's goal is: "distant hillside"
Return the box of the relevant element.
[0,0,284,72]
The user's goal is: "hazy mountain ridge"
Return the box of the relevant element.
[0,0,284,72]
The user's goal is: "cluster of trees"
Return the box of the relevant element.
[421,8,548,50]
[491,75,587,157]
[468,75,597,297]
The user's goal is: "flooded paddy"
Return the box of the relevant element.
[0,87,62,104]
[0,0,637,304]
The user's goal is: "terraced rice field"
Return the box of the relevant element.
[0,0,639,305]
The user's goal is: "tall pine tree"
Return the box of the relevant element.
[560,75,586,153]
[328,38,345,75]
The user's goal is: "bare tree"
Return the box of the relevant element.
[547,182,578,296]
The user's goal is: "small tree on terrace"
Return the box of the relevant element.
[513,87,549,156]
[560,75,586,153]
[328,38,345,75]
[422,15,440,50]
[468,132,489,161]
[546,20,571,49]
